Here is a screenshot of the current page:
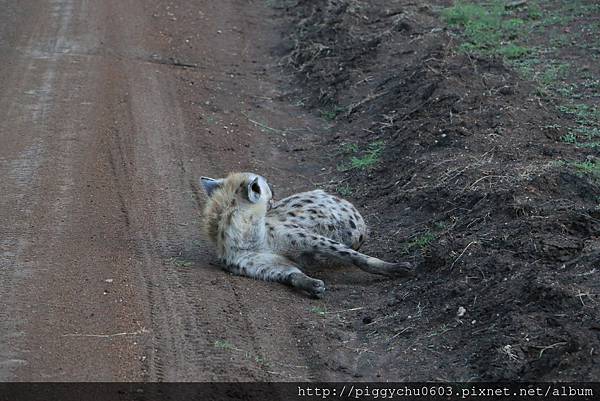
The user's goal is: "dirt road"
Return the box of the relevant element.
[0,0,342,381]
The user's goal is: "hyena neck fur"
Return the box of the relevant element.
[223,204,267,259]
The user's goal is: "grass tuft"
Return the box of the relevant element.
[499,43,529,59]
[214,339,234,350]
[338,141,385,171]
[310,306,327,316]
[336,183,353,197]
[571,160,600,178]
[402,231,437,255]
[442,1,530,60]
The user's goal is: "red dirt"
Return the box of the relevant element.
[0,0,347,381]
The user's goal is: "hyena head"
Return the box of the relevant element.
[200,172,273,209]
[200,172,273,246]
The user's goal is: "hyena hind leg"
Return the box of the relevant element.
[225,252,326,298]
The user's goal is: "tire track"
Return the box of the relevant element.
[1,0,332,381]
[99,0,324,380]
[99,20,271,377]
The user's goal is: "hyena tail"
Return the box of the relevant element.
[284,228,415,277]
[356,256,414,277]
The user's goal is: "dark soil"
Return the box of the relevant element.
[271,0,600,381]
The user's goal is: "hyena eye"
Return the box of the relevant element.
[251,181,261,195]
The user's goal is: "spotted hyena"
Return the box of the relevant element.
[200,172,414,297]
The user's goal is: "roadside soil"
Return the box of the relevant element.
[272,0,600,381]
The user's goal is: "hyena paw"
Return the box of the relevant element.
[290,273,326,297]
[307,278,326,298]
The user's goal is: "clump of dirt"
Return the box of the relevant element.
[274,0,600,380]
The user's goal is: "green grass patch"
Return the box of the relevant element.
[408,232,436,249]
[442,2,497,26]
[570,160,600,179]
[401,231,437,255]
[526,2,542,20]
[214,339,234,350]
[538,13,574,27]
[170,257,193,267]
[336,183,353,197]
[320,105,346,121]
[445,0,599,155]
[512,57,542,80]
[577,142,600,150]
[400,220,454,255]
[560,132,577,144]
[264,0,298,8]
[338,140,385,171]
[569,126,600,149]
[559,125,600,148]
[442,1,531,60]
[310,306,327,316]
[540,63,569,87]
[549,33,570,48]
[555,83,580,99]
[341,142,359,154]
[350,141,384,170]
[498,43,529,59]
[576,126,600,140]
[558,104,600,125]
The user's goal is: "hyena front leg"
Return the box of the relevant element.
[280,230,414,277]
[224,252,326,297]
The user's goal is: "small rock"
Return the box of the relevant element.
[457,306,467,317]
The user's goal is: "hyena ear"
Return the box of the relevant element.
[246,177,262,204]
[200,177,224,197]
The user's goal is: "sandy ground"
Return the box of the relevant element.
[0,0,345,381]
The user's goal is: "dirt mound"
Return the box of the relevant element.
[274,0,600,380]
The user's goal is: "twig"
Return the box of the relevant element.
[532,342,568,358]
[241,112,283,134]
[346,91,387,116]
[63,328,149,338]
[576,268,597,276]
[472,323,496,335]
[576,291,596,306]
[324,307,364,314]
[389,326,414,341]
[467,175,506,190]
[450,241,477,270]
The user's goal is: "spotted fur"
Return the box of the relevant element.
[201,172,414,297]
